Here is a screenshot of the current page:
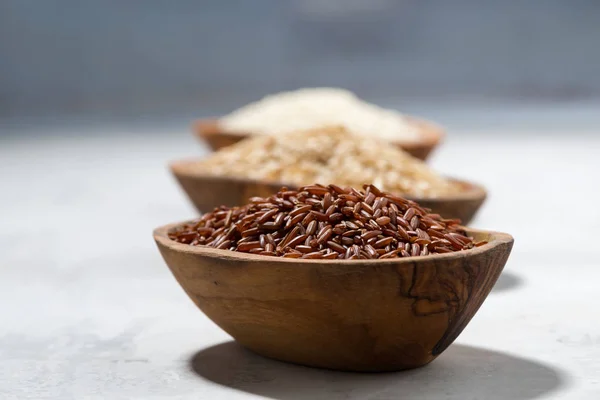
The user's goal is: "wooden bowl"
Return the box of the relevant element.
[193,116,444,160]
[169,160,487,224]
[154,224,514,372]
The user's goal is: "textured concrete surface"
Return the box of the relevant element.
[1,110,599,399]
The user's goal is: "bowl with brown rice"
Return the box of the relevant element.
[173,126,486,223]
[154,184,513,371]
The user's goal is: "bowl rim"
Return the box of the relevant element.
[169,158,487,203]
[154,222,513,265]
[192,115,444,147]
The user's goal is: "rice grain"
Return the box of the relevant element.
[170,184,480,260]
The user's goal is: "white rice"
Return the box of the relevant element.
[219,88,421,142]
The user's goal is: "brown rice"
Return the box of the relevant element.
[194,126,461,198]
[169,184,485,259]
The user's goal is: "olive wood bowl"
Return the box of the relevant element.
[192,116,444,160]
[154,224,513,372]
[169,160,487,224]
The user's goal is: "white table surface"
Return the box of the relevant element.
[1,115,599,399]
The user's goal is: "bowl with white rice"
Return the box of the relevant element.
[193,88,444,160]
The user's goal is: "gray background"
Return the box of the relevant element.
[2,0,600,120]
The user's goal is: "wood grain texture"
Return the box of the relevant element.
[169,160,486,224]
[411,179,487,224]
[154,224,513,372]
[192,116,444,161]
